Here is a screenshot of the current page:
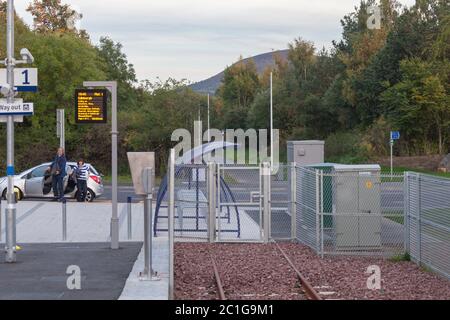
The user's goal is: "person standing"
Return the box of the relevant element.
[48,147,67,201]
[75,159,90,202]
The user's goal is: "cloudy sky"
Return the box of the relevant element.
[14,0,416,82]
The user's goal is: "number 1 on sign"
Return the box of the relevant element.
[22,69,30,85]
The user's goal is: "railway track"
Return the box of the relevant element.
[210,242,322,301]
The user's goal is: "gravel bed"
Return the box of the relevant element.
[279,242,450,300]
[175,242,450,300]
[175,243,307,300]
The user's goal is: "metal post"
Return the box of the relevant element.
[207,162,216,243]
[290,163,297,240]
[263,162,271,243]
[418,174,422,266]
[168,149,175,300]
[315,170,320,254]
[56,109,65,149]
[62,199,67,241]
[207,94,211,142]
[127,196,132,240]
[390,139,394,178]
[83,81,119,250]
[269,73,273,164]
[320,170,324,258]
[5,0,17,263]
[111,83,119,250]
[140,168,159,281]
[404,172,410,255]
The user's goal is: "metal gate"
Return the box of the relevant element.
[215,164,267,242]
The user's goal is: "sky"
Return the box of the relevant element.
[14,0,416,83]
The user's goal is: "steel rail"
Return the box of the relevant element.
[275,242,322,300]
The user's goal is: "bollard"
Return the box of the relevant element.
[62,198,67,241]
[127,196,132,240]
[140,167,159,281]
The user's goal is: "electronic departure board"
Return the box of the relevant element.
[75,89,108,124]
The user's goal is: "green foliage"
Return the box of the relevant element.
[217,0,450,161]
[325,131,369,164]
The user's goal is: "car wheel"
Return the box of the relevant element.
[86,189,95,202]
[3,188,23,201]
[14,187,23,201]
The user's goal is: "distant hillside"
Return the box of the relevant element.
[190,49,289,95]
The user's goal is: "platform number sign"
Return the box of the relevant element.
[0,68,38,92]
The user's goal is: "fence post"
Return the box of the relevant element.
[403,172,410,255]
[207,162,216,243]
[263,162,271,243]
[127,196,132,240]
[62,198,67,241]
[290,163,297,241]
[315,170,320,254]
[418,173,422,266]
[168,149,175,300]
[320,170,324,258]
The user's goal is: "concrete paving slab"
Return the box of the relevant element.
[0,242,142,300]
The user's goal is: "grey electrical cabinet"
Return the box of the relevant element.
[332,164,382,251]
[287,141,324,166]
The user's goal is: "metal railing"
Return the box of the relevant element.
[405,172,450,280]
[295,168,405,257]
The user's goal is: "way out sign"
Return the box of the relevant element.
[0,99,34,116]
[0,68,38,92]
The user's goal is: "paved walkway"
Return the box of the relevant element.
[0,200,169,300]
[0,242,142,300]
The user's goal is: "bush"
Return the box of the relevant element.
[325,131,369,164]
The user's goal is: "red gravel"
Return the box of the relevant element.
[175,243,307,300]
[279,243,450,300]
[175,242,450,300]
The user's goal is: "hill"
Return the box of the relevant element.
[189,49,289,95]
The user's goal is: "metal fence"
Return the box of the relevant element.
[163,159,450,280]
[296,168,405,257]
[160,162,273,243]
[405,172,450,280]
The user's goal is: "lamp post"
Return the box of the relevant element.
[83,81,119,250]
[2,0,36,262]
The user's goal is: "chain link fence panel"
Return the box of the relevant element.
[406,172,450,280]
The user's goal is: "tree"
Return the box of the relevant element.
[97,37,138,109]
[216,57,261,129]
[381,59,450,154]
[27,0,88,38]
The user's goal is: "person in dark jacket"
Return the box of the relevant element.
[74,159,90,202]
[47,147,67,201]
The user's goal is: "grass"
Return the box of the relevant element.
[381,166,450,179]
[389,252,411,262]
[102,174,133,185]
[386,214,404,225]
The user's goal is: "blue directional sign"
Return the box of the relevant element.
[391,131,400,141]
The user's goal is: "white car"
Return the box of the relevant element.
[0,162,104,202]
